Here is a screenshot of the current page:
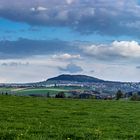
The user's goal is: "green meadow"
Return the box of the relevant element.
[0,87,69,96]
[0,86,87,97]
[15,88,68,96]
[0,95,139,140]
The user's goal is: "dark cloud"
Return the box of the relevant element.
[90,70,95,73]
[0,0,139,36]
[1,62,29,67]
[1,38,140,63]
[0,38,80,59]
[59,63,83,73]
[136,66,140,69]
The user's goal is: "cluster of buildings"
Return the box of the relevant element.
[1,81,140,99]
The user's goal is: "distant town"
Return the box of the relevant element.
[0,74,140,100]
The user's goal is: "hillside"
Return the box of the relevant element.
[47,74,104,83]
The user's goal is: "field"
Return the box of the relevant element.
[0,87,86,97]
[15,88,68,96]
[0,96,140,140]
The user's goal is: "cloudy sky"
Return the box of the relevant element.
[1,0,140,83]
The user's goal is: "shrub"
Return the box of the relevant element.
[130,93,140,101]
[116,90,123,100]
[55,92,65,98]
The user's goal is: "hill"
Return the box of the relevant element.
[47,74,105,83]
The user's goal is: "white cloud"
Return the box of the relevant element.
[66,0,75,4]
[52,53,81,60]
[82,40,140,60]
[1,62,29,67]
[1,53,140,83]
[0,56,63,83]
[30,6,47,12]
[112,41,140,57]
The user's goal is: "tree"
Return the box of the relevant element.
[55,92,65,98]
[130,93,140,101]
[47,92,50,98]
[116,90,123,100]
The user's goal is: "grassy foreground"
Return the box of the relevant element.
[0,96,140,140]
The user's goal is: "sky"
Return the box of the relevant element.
[1,0,140,83]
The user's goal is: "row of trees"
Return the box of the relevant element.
[55,92,65,98]
[116,90,140,101]
[55,90,140,101]
[43,92,66,98]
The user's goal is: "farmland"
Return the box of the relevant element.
[15,88,68,96]
[0,87,69,96]
[0,86,87,97]
[0,95,140,139]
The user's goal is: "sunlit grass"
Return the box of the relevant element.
[0,96,139,139]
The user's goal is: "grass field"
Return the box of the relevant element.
[0,86,88,96]
[0,95,140,140]
[0,87,70,96]
[15,88,69,96]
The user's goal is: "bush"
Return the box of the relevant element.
[116,90,123,100]
[55,92,65,98]
[47,92,50,98]
[130,93,140,101]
